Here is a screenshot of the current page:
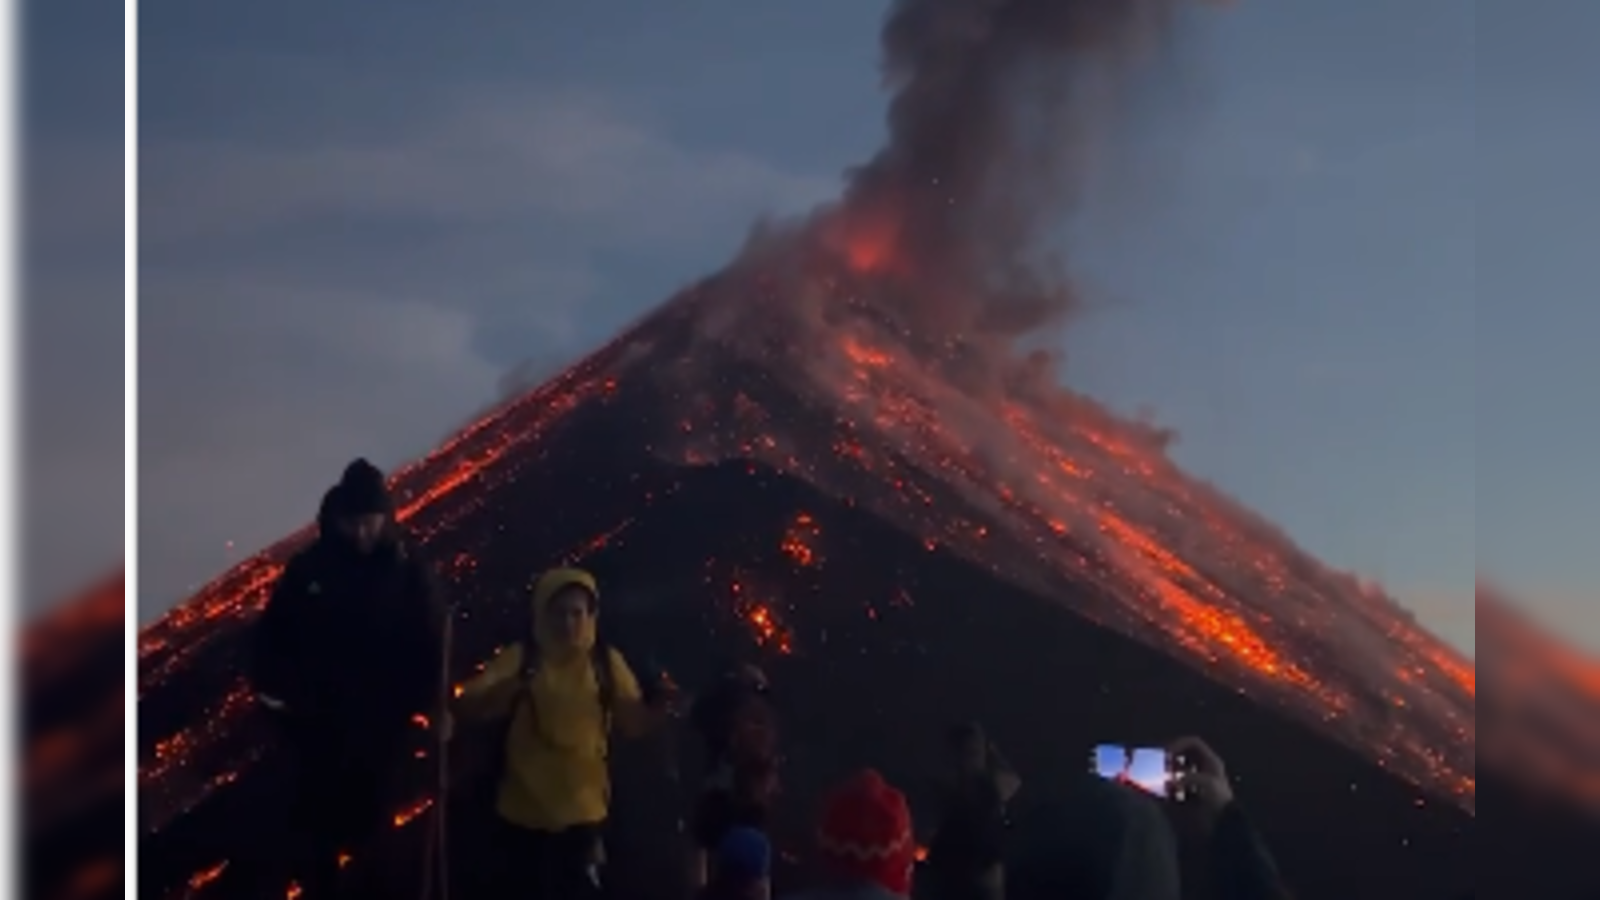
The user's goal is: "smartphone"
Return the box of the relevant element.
[1090,743,1174,798]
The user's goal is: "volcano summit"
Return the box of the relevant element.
[139,1,1496,897]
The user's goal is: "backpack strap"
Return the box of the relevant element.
[511,640,618,749]
[592,641,616,760]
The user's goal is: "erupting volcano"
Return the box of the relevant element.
[133,1,1554,898]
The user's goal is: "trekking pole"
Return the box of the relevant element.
[419,603,457,900]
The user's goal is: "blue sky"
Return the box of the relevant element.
[33,2,1592,655]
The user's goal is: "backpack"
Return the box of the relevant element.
[451,638,618,814]
[504,637,618,758]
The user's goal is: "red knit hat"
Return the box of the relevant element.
[815,769,916,896]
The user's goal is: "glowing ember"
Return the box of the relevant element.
[780,512,822,567]
[392,797,434,828]
[188,861,228,891]
[727,580,795,656]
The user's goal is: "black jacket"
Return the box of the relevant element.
[1208,802,1292,900]
[250,531,443,748]
[691,676,778,773]
[1007,775,1292,900]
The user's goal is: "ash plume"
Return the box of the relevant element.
[831,0,1198,339]
[703,0,1215,412]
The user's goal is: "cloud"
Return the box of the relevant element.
[141,85,836,248]
[138,278,502,615]
[23,141,125,615]
[137,82,833,617]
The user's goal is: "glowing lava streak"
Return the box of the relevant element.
[392,797,434,828]
[1094,512,1313,689]
[187,862,228,892]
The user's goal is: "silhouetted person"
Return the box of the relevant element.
[922,723,1020,900]
[1007,735,1290,900]
[688,663,781,891]
[1166,736,1292,900]
[250,458,444,898]
[1005,772,1183,900]
[451,567,675,899]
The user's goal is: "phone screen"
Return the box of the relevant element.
[1090,743,1172,798]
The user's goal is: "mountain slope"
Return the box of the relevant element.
[138,281,1491,899]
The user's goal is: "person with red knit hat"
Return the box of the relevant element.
[783,769,918,900]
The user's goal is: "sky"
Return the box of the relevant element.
[24,2,1594,657]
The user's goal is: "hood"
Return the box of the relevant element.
[314,459,404,556]
[338,457,394,517]
[315,485,343,536]
[1005,775,1181,900]
[530,567,599,660]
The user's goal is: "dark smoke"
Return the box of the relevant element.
[838,0,1195,339]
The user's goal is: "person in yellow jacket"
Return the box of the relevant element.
[453,567,673,898]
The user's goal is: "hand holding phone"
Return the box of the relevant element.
[1167,736,1233,815]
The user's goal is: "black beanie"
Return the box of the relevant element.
[338,458,392,516]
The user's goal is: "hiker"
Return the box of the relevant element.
[249,458,444,898]
[921,723,1021,900]
[700,826,774,900]
[1005,735,1290,900]
[451,567,675,899]
[782,769,917,900]
[1004,769,1183,900]
[688,663,781,891]
[1166,736,1292,900]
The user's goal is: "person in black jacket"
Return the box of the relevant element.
[1166,736,1292,900]
[922,723,1021,900]
[687,664,780,893]
[1005,735,1291,900]
[250,458,444,898]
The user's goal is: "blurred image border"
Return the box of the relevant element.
[3,2,21,900]
[122,1,138,899]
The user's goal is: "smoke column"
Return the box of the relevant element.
[830,0,1197,341]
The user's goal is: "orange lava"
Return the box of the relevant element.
[188,861,228,891]
[780,512,822,567]
[1094,512,1310,687]
[826,206,905,276]
[728,579,795,655]
[393,797,434,828]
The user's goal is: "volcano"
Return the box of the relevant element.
[135,253,1495,898]
[134,0,1578,897]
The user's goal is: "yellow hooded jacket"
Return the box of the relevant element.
[455,568,642,831]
